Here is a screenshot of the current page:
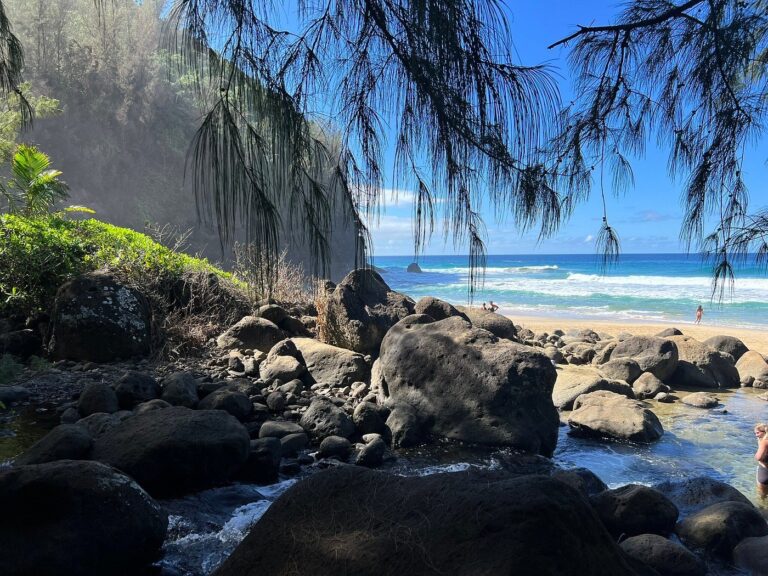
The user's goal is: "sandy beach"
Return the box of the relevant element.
[499,312,768,355]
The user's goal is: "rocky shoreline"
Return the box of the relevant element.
[2,268,768,575]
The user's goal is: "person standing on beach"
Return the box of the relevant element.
[695,305,704,324]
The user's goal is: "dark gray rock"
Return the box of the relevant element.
[734,535,768,575]
[217,316,285,352]
[49,272,151,362]
[354,435,386,468]
[291,337,370,387]
[0,385,30,404]
[299,398,355,440]
[633,373,669,400]
[238,438,282,484]
[213,467,642,576]
[653,477,752,516]
[322,269,415,355]
[352,401,389,437]
[76,412,125,438]
[160,372,199,408]
[0,329,41,358]
[0,460,167,576]
[703,335,749,362]
[676,501,768,557]
[266,390,287,412]
[736,351,768,388]
[134,398,172,414]
[77,382,119,417]
[550,467,608,497]
[256,304,288,325]
[317,436,352,460]
[198,389,253,421]
[406,262,422,273]
[258,420,304,439]
[413,296,468,321]
[620,534,705,576]
[553,366,634,410]
[385,403,424,447]
[655,328,683,337]
[611,336,679,381]
[279,432,309,456]
[681,392,718,409]
[14,424,93,465]
[590,484,679,538]
[568,391,664,443]
[378,315,558,455]
[92,406,250,497]
[598,358,642,384]
[459,307,518,340]
[666,335,739,389]
[113,371,160,409]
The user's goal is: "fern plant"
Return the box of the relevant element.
[0,144,69,214]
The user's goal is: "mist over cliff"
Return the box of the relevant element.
[5,0,361,281]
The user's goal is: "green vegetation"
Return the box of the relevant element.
[0,213,240,319]
[0,145,68,214]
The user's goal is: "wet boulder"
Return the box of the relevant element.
[550,467,608,497]
[291,337,369,387]
[703,335,749,362]
[610,336,679,381]
[552,366,634,410]
[653,477,752,516]
[92,406,250,497]
[590,484,679,538]
[666,335,739,389]
[238,438,282,484]
[676,501,768,557]
[736,351,768,388]
[620,534,706,576]
[322,269,415,355]
[216,316,285,352]
[734,535,768,575]
[213,467,641,576]
[632,372,669,400]
[14,424,93,465]
[0,460,167,576]
[681,392,719,409]
[406,262,422,273]
[568,391,663,443]
[49,272,152,362]
[378,315,558,455]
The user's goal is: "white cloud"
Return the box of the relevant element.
[583,234,594,243]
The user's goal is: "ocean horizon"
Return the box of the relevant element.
[371,253,768,329]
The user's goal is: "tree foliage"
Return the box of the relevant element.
[0,144,68,214]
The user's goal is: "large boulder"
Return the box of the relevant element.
[552,366,634,411]
[14,424,93,465]
[590,484,679,538]
[322,269,415,355]
[610,336,679,381]
[0,460,167,576]
[458,306,518,340]
[598,358,642,384]
[703,335,749,362]
[378,315,558,456]
[160,371,199,408]
[259,341,306,382]
[734,535,768,575]
[568,391,664,443]
[216,316,285,352]
[291,337,370,387]
[0,329,41,358]
[653,477,752,515]
[92,406,250,497]
[632,372,669,400]
[213,467,642,576]
[197,389,253,421]
[666,335,739,388]
[676,501,768,557]
[736,351,768,388]
[48,272,152,362]
[620,534,706,576]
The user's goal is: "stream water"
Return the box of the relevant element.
[2,387,766,575]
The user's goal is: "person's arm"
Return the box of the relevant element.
[755,438,768,462]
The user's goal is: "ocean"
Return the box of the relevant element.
[372,253,768,329]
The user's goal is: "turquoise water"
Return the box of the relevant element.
[373,253,768,328]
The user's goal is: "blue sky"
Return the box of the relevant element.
[364,1,768,257]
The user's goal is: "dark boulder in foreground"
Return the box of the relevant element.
[620,534,706,576]
[653,476,752,515]
[49,271,152,362]
[0,460,167,576]
[590,484,679,538]
[676,501,768,557]
[92,406,250,497]
[378,315,558,455]
[322,269,415,355]
[459,306,518,340]
[214,467,641,576]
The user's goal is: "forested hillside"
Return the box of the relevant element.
[4,0,361,280]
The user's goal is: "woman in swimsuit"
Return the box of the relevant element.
[755,424,768,496]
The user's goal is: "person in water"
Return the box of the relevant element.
[695,305,704,324]
[755,424,768,496]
